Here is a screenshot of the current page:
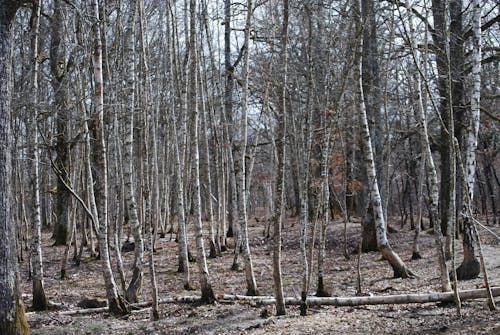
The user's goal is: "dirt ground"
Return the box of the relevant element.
[22,216,500,334]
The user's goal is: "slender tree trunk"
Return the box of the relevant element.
[198,52,218,259]
[189,0,215,303]
[29,0,48,311]
[236,0,258,296]
[123,0,145,304]
[317,121,331,297]
[272,0,289,316]
[224,0,238,240]
[90,0,128,315]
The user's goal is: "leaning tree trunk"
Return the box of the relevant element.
[0,1,30,333]
[357,4,414,278]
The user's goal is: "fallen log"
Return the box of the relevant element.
[34,287,499,317]
[259,287,500,306]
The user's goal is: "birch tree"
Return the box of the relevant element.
[357,0,414,279]
[30,0,48,310]
[455,0,481,280]
[121,0,145,304]
[89,0,128,315]
[188,0,216,303]
[237,0,259,297]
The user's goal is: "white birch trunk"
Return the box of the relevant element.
[237,0,258,296]
[455,0,481,280]
[198,58,218,259]
[358,3,414,278]
[91,0,128,315]
[166,0,191,289]
[137,0,160,317]
[122,0,144,304]
[189,0,215,303]
[29,0,48,311]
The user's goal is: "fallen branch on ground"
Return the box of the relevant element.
[259,287,500,306]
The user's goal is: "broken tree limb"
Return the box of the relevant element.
[33,288,500,317]
[57,295,201,316]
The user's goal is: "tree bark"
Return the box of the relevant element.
[398,1,451,292]
[360,0,385,253]
[50,0,72,246]
[456,0,481,281]
[357,2,414,278]
[0,1,30,333]
[259,287,500,307]
[189,0,215,304]
[29,0,48,311]
[270,0,289,317]
[90,0,128,316]
[122,0,145,304]
[236,0,258,297]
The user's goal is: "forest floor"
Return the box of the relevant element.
[22,215,500,334]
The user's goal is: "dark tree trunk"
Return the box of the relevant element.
[50,0,71,246]
[362,204,378,252]
[0,1,30,334]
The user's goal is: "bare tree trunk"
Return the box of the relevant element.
[397,1,450,291]
[360,0,385,252]
[29,0,48,311]
[456,0,481,281]
[236,0,258,297]
[357,1,414,278]
[90,0,128,316]
[166,0,191,290]
[123,0,145,304]
[189,0,215,304]
[137,0,160,317]
[271,0,289,316]
[317,122,331,297]
[197,50,218,259]
[0,2,30,333]
[224,0,237,241]
[50,0,72,246]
